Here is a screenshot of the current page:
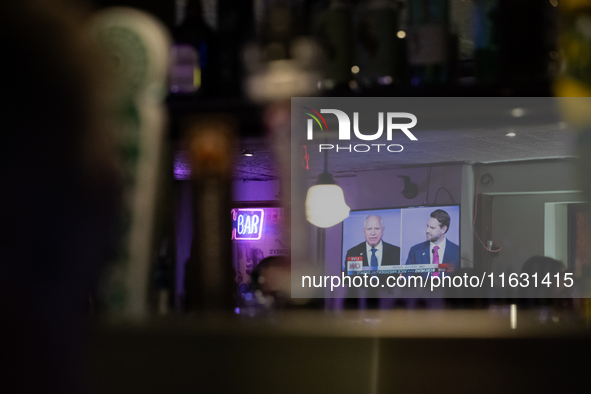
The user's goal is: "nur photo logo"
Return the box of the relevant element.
[303,107,418,153]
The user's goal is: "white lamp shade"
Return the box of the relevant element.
[305,184,351,228]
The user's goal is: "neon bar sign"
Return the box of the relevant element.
[231,209,265,240]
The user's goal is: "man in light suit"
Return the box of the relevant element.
[344,215,401,271]
[405,209,460,273]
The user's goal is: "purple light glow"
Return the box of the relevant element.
[173,150,191,180]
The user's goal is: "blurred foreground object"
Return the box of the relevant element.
[90,7,171,317]
[249,256,291,309]
[0,1,120,392]
[556,0,591,98]
[243,1,323,306]
[555,0,591,130]
[184,117,236,311]
[88,310,591,394]
[556,1,591,312]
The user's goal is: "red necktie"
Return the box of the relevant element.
[432,245,440,277]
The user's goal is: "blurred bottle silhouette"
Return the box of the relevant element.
[260,0,296,59]
[504,0,555,88]
[244,0,321,101]
[356,0,407,89]
[184,117,236,312]
[407,0,452,86]
[217,0,254,98]
[153,238,174,315]
[473,0,556,91]
[316,0,355,91]
[473,0,500,85]
[170,0,217,96]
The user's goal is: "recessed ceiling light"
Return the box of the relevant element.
[397,31,406,39]
[242,150,254,156]
[506,132,516,137]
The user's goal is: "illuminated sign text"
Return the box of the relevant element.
[231,209,265,240]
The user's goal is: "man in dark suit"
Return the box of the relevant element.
[405,209,460,273]
[344,215,401,271]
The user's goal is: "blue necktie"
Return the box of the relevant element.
[370,248,377,267]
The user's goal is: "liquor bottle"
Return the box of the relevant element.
[244,0,321,101]
[217,0,254,97]
[473,0,555,90]
[356,0,406,88]
[498,0,553,89]
[257,0,303,64]
[473,0,500,85]
[153,238,174,315]
[316,0,355,90]
[170,0,217,96]
[407,0,451,86]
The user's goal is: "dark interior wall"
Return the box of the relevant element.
[476,159,583,274]
[476,160,579,195]
[490,192,584,275]
[347,165,464,212]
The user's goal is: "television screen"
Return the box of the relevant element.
[341,205,461,276]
